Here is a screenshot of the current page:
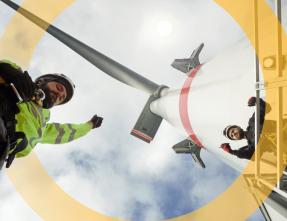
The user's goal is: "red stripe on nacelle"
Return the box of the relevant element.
[131,129,153,142]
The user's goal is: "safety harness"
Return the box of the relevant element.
[0,85,28,169]
[3,116,27,168]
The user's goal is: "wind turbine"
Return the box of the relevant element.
[1,0,287,220]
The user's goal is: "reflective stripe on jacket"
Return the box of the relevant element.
[0,60,92,157]
[15,102,92,157]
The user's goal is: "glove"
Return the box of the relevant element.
[220,143,232,153]
[0,63,36,101]
[90,115,103,129]
[248,96,256,107]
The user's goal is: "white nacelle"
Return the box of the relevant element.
[151,39,261,172]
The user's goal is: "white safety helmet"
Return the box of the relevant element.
[35,73,75,104]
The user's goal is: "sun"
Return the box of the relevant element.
[156,20,173,37]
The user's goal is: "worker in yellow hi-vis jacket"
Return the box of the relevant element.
[0,60,103,168]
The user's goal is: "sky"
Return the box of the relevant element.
[1,0,285,220]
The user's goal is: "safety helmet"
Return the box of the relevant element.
[35,73,75,105]
[223,125,237,140]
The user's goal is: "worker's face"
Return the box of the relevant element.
[45,81,67,106]
[228,126,245,140]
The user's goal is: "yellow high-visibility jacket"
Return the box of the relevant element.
[15,101,92,157]
[0,60,92,157]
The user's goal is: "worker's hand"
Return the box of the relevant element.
[90,115,103,129]
[247,96,256,107]
[220,143,232,153]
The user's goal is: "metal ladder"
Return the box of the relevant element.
[243,0,287,220]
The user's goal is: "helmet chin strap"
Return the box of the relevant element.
[40,85,54,109]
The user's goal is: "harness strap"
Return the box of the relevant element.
[0,118,9,170]
[3,111,28,168]
[0,84,28,169]
[0,137,10,170]
[6,132,27,168]
[2,110,28,168]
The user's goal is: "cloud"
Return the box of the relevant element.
[1,0,281,220]
[0,173,41,221]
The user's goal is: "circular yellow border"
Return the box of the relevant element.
[1,0,286,220]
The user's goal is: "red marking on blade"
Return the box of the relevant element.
[179,65,204,147]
